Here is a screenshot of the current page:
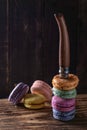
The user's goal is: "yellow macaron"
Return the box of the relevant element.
[24,93,51,109]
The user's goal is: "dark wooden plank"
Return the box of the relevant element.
[0,0,9,98]
[9,0,44,86]
[0,0,8,42]
[77,0,87,93]
[0,94,87,130]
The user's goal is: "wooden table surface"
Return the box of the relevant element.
[0,94,87,130]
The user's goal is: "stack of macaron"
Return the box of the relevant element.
[51,74,79,121]
[8,80,52,109]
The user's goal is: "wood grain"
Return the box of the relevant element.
[0,94,87,130]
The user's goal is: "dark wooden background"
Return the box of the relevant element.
[0,0,87,98]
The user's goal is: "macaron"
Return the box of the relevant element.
[52,74,79,91]
[52,96,75,112]
[8,82,29,105]
[53,108,76,117]
[52,87,77,99]
[24,93,51,109]
[52,108,75,121]
[30,80,52,101]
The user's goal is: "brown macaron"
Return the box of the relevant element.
[52,74,79,91]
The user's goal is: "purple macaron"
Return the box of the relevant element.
[52,96,76,112]
[8,82,29,105]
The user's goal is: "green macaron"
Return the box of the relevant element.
[52,87,77,99]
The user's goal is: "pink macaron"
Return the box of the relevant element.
[30,80,52,101]
[52,96,75,112]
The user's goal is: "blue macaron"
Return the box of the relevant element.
[52,108,76,121]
